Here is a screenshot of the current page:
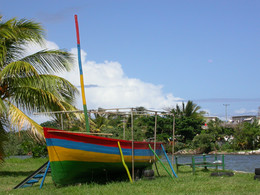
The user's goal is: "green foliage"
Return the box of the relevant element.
[220,142,233,151]
[21,141,47,158]
[204,118,234,142]
[175,116,204,142]
[3,131,47,158]
[40,120,60,129]
[233,121,260,150]
[192,134,215,153]
[169,101,205,143]
[87,108,174,142]
[3,131,27,157]
[174,142,186,151]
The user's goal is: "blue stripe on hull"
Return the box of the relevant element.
[46,138,162,157]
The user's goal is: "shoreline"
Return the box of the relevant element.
[174,149,260,155]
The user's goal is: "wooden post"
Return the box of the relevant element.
[123,117,126,140]
[172,114,175,176]
[154,112,157,161]
[131,108,134,181]
[61,114,63,130]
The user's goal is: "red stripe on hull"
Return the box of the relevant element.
[44,127,163,149]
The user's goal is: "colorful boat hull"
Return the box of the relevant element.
[44,127,163,185]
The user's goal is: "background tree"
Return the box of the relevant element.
[169,101,205,143]
[203,118,227,142]
[233,121,260,150]
[0,17,79,160]
[192,134,214,153]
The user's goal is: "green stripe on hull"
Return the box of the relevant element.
[50,161,152,185]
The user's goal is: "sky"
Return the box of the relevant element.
[1,0,260,120]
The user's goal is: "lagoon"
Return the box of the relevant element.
[165,154,260,173]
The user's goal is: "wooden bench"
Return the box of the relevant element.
[175,154,225,175]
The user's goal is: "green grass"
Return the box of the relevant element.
[1,157,260,195]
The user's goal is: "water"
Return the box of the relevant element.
[224,155,260,173]
[6,155,32,159]
[163,154,260,173]
[6,154,260,173]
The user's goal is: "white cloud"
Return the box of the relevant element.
[61,48,183,110]
[23,40,183,111]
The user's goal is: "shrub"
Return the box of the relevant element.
[192,134,214,154]
[220,142,232,151]
[175,142,186,151]
[4,131,47,158]
[21,140,47,158]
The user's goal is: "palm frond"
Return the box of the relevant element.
[0,18,44,44]
[8,102,44,141]
[0,61,39,80]
[21,50,74,74]
[12,18,44,44]
[31,75,78,103]
[0,18,44,67]
[10,86,67,113]
[11,74,78,106]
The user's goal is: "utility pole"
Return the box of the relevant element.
[223,104,230,123]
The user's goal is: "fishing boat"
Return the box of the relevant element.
[42,15,168,185]
[44,127,163,185]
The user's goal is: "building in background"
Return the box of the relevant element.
[231,115,256,124]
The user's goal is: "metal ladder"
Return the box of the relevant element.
[14,161,50,189]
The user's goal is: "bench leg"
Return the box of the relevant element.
[192,156,195,175]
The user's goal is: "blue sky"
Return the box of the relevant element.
[2,0,260,120]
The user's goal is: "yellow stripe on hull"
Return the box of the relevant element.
[48,146,153,163]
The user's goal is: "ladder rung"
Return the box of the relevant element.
[33,174,44,178]
[21,184,32,188]
[26,179,39,184]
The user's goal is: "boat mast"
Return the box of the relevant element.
[74,14,90,132]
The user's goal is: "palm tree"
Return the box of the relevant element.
[168,100,205,142]
[0,17,79,161]
[183,100,204,117]
[171,100,204,118]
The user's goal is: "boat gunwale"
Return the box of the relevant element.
[44,127,163,146]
